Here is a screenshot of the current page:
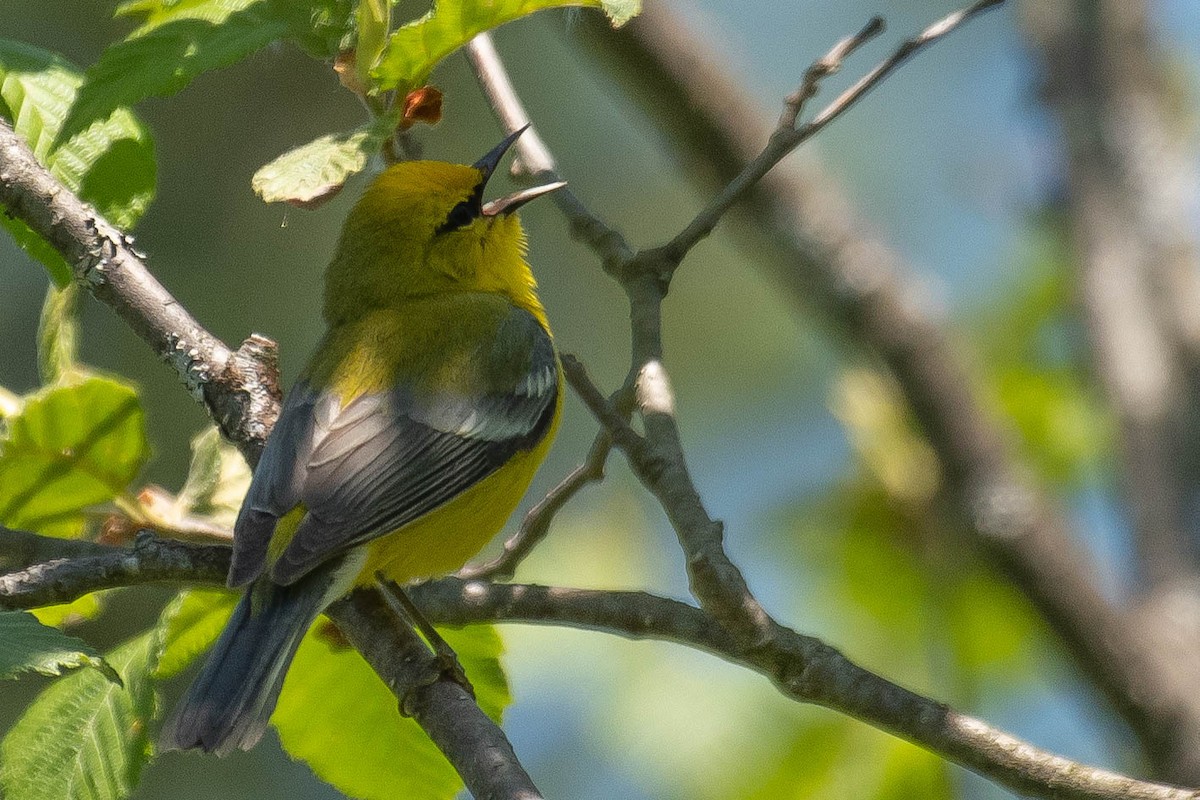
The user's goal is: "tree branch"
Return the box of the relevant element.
[1021,0,1200,589]
[2,531,1195,800]
[657,0,1002,267]
[326,589,544,800]
[569,0,1200,781]
[0,122,280,465]
[414,579,1200,800]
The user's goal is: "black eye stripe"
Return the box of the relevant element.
[436,186,485,235]
[436,199,478,234]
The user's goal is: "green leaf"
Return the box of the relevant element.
[37,283,81,384]
[31,592,106,629]
[154,588,237,679]
[0,376,149,538]
[0,40,156,285]
[0,630,160,800]
[373,0,640,93]
[0,610,118,682]
[264,0,354,58]
[251,117,395,206]
[745,715,951,800]
[155,588,513,800]
[973,227,1113,484]
[274,624,510,800]
[355,0,391,88]
[175,426,251,527]
[56,0,287,147]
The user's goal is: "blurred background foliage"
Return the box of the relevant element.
[1,0,1198,798]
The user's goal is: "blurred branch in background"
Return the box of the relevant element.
[1022,0,1200,587]
[570,0,1200,783]
[1020,0,1200,780]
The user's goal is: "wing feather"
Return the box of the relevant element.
[229,303,558,587]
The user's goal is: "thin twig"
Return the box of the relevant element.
[778,16,884,130]
[467,32,635,274]
[660,0,1005,265]
[459,430,612,581]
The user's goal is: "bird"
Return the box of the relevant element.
[160,128,565,755]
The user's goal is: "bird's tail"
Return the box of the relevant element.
[159,558,351,756]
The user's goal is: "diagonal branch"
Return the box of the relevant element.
[657,0,1002,268]
[458,429,612,581]
[0,126,280,466]
[0,117,544,800]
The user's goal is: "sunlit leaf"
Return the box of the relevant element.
[154,588,237,680]
[0,630,161,800]
[31,592,106,629]
[0,40,155,284]
[274,624,511,800]
[355,0,390,89]
[251,117,395,207]
[264,0,355,59]
[37,283,80,384]
[57,0,286,147]
[0,610,117,682]
[373,0,641,93]
[178,426,250,522]
[0,376,149,538]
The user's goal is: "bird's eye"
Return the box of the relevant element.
[436,198,481,235]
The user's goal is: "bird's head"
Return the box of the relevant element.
[324,128,564,323]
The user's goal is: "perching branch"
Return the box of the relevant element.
[1,530,1197,800]
[0,116,545,800]
[326,590,545,800]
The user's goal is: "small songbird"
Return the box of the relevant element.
[161,129,565,754]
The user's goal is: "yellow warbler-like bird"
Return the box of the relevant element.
[162,129,564,754]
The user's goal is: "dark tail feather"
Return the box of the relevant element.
[159,562,343,756]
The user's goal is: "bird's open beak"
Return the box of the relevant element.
[473,126,567,217]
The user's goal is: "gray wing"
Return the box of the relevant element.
[227,306,557,588]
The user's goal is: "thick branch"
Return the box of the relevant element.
[0,525,110,573]
[0,534,228,608]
